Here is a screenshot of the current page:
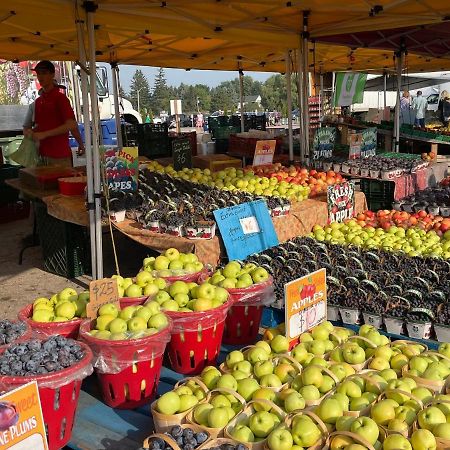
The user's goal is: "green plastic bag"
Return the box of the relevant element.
[9,136,39,167]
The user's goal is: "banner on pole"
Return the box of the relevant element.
[334,73,367,107]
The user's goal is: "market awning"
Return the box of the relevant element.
[1,1,450,74]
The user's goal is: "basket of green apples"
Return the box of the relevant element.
[416,398,450,448]
[153,280,232,375]
[401,349,450,394]
[224,399,286,450]
[78,300,172,409]
[326,421,382,450]
[18,288,90,339]
[265,410,328,450]
[205,261,273,346]
[186,387,247,438]
[144,249,207,283]
[151,377,209,432]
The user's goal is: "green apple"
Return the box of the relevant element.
[156,391,181,414]
[291,415,321,447]
[379,368,398,382]
[395,405,416,426]
[193,403,214,426]
[369,357,390,371]
[387,418,409,435]
[284,391,305,413]
[196,282,216,300]
[222,261,241,279]
[226,350,244,369]
[143,283,160,297]
[233,360,252,375]
[118,305,137,320]
[350,397,370,411]
[108,318,128,334]
[250,267,269,283]
[95,330,111,339]
[330,393,350,412]
[98,303,119,318]
[127,316,147,332]
[260,374,282,388]
[316,398,343,424]
[237,378,260,401]
[55,301,76,320]
[144,301,160,315]
[299,385,321,402]
[135,271,154,287]
[214,287,229,303]
[178,394,198,412]
[96,314,116,331]
[57,287,78,302]
[274,363,296,384]
[122,278,133,290]
[125,284,143,298]
[169,281,190,297]
[350,417,379,446]
[268,426,293,450]
[201,367,221,389]
[336,415,356,432]
[249,411,275,438]
[301,366,323,388]
[154,255,170,270]
[371,399,396,425]
[208,407,230,428]
[231,424,254,443]
[342,343,366,365]
[110,332,128,340]
[252,388,277,412]
[133,306,153,322]
[336,380,362,398]
[417,406,446,431]
[291,344,309,364]
[162,299,180,311]
[32,309,54,322]
[147,313,168,330]
[433,422,450,439]
[410,429,437,450]
[216,374,238,391]
[439,343,450,359]
[253,360,274,378]
[270,335,289,354]
[382,434,412,450]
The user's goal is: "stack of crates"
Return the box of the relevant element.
[0,164,30,224]
[359,178,396,211]
[137,123,170,158]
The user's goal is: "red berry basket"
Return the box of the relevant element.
[0,320,33,350]
[0,341,93,450]
[119,295,149,308]
[165,299,232,375]
[79,318,172,409]
[18,304,83,339]
[222,277,274,345]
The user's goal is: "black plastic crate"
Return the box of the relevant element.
[35,202,91,278]
[121,123,138,147]
[0,185,19,205]
[215,139,229,153]
[359,178,395,210]
[0,165,20,185]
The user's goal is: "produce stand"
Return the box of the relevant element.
[111,192,368,266]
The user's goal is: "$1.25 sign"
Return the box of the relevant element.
[284,268,327,344]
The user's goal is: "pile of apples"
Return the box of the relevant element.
[150,280,229,313]
[421,151,437,161]
[311,218,450,258]
[206,261,270,289]
[113,249,204,298]
[87,300,169,340]
[356,210,450,235]
[31,287,89,322]
[145,161,310,202]
[245,164,345,197]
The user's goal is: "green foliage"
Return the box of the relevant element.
[129,69,151,116]
[151,68,172,113]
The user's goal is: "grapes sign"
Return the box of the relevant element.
[104,147,138,192]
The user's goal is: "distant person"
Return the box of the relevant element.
[400,90,411,111]
[23,60,83,167]
[412,90,428,128]
[196,112,204,130]
[439,91,450,128]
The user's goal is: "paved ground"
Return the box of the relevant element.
[0,212,154,320]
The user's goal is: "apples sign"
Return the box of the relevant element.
[284,268,327,344]
[327,181,355,223]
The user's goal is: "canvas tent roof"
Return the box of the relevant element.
[1,1,450,74]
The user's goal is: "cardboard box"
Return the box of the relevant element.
[192,154,242,172]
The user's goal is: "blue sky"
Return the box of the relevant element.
[116,65,274,91]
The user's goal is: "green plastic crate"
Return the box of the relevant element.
[35,202,91,278]
[359,178,395,211]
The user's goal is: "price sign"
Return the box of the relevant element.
[87,278,120,319]
[327,181,355,223]
[0,381,48,450]
[285,269,327,344]
[172,138,192,171]
[361,127,377,158]
[312,127,336,160]
[253,140,276,166]
[213,200,279,261]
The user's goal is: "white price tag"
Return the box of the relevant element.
[239,216,260,234]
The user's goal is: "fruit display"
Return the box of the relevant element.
[395,186,450,217]
[356,209,450,235]
[421,151,437,161]
[244,163,345,197]
[145,426,209,450]
[0,320,28,346]
[243,236,450,336]
[0,335,86,376]
[440,176,450,187]
[28,288,89,323]
[310,219,450,258]
[86,300,170,340]
[338,154,427,179]
[206,261,270,289]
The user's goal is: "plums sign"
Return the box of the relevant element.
[327,181,355,223]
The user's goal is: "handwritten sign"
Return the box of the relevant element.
[312,127,336,160]
[87,278,120,319]
[327,181,355,223]
[349,133,362,159]
[213,200,279,261]
[0,381,48,450]
[361,127,377,158]
[253,140,276,166]
[172,138,192,171]
[285,269,327,344]
[104,147,138,192]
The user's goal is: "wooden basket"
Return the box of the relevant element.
[151,377,209,433]
[219,345,260,375]
[186,387,247,439]
[143,424,211,450]
[224,400,286,450]
[325,431,377,450]
[199,438,246,450]
[302,365,340,407]
[283,410,329,450]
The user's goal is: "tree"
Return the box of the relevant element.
[119,85,130,101]
[260,74,298,112]
[151,68,171,114]
[129,69,151,116]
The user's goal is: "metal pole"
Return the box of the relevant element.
[297,49,306,163]
[394,51,404,152]
[76,19,97,280]
[239,70,245,132]
[319,72,324,126]
[301,29,310,163]
[286,50,294,162]
[383,71,387,109]
[111,63,123,148]
[86,5,103,279]
[69,62,82,122]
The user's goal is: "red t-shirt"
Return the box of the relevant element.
[34,87,75,158]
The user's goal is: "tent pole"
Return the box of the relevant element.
[394,50,404,153]
[383,71,387,109]
[111,62,123,148]
[239,69,245,132]
[286,50,294,163]
[76,19,97,280]
[300,11,310,165]
[86,3,103,279]
[319,72,324,127]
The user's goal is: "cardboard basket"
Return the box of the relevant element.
[143,424,212,450]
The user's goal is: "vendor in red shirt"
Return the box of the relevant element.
[26,60,84,167]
